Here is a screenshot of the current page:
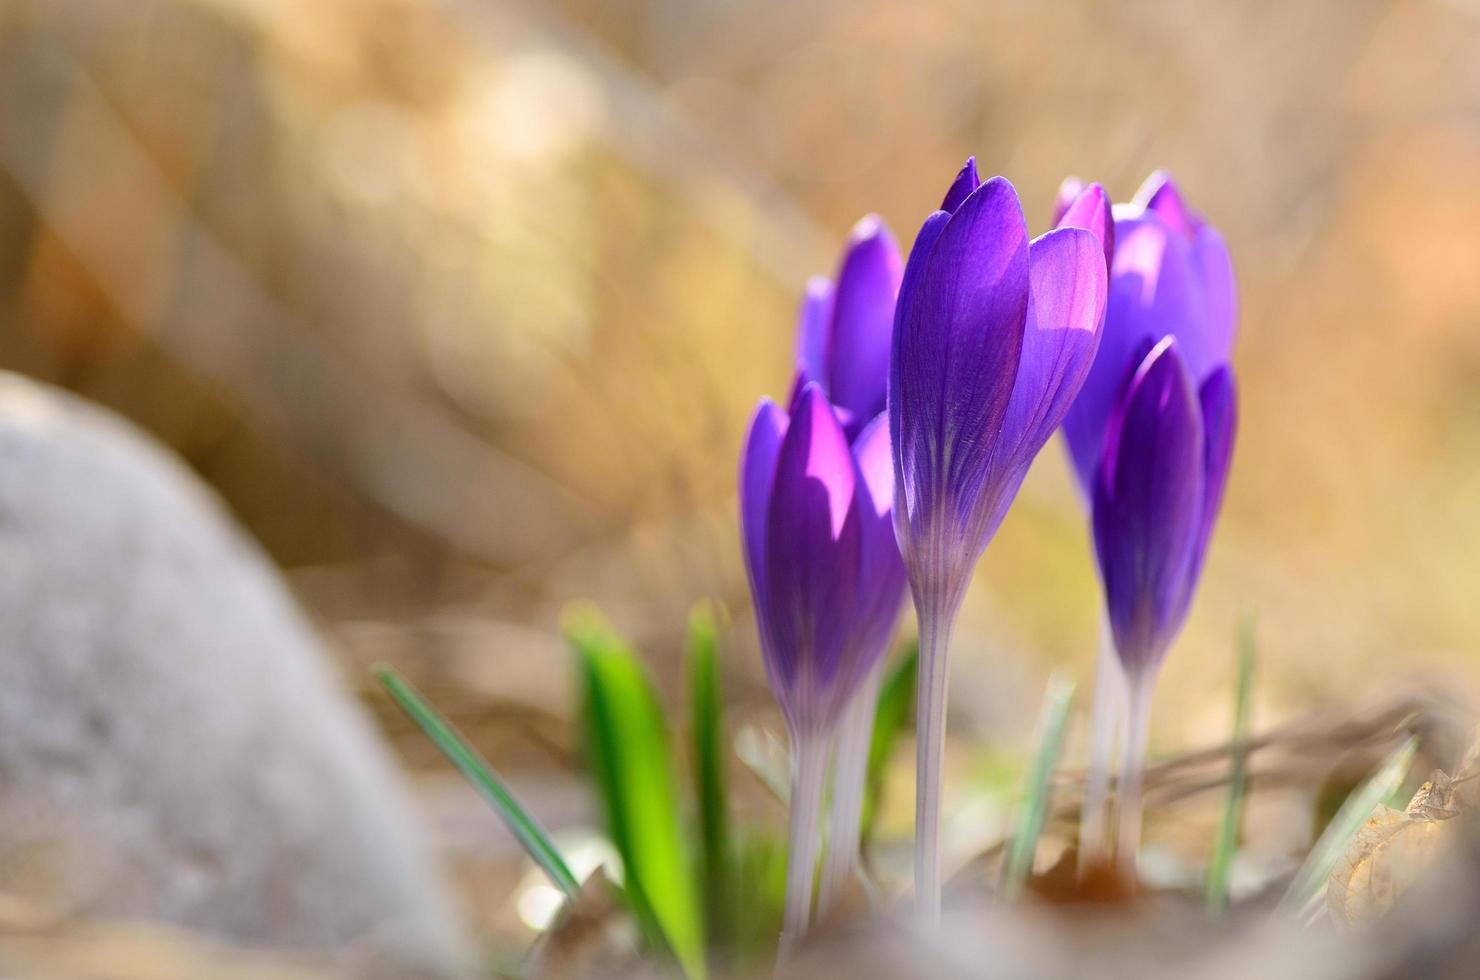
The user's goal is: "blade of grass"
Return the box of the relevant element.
[999,674,1075,900]
[861,641,918,844]
[1205,617,1256,915]
[1275,734,1419,917]
[568,606,707,980]
[374,666,579,898]
[685,602,729,949]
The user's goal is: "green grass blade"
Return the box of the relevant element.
[568,606,707,980]
[1205,617,1257,915]
[999,674,1076,900]
[685,602,729,948]
[861,641,918,843]
[1275,734,1419,916]
[374,666,579,898]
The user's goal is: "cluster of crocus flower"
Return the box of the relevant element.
[739,162,1234,939]
[1056,171,1237,875]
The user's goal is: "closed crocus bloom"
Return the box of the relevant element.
[1093,337,1205,676]
[739,383,905,948]
[1056,172,1238,878]
[889,159,1108,921]
[794,216,903,438]
[779,216,909,923]
[1090,336,1227,877]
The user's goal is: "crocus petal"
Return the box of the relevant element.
[1054,181,1115,274]
[1190,366,1237,577]
[763,384,862,728]
[1093,338,1204,676]
[1051,177,1086,227]
[891,176,1030,558]
[981,227,1108,526]
[939,157,981,214]
[888,207,951,513]
[827,216,903,426]
[1132,170,1200,237]
[739,398,789,596]
[852,411,895,522]
[1062,215,1210,493]
[850,412,908,666]
[794,276,835,389]
[1192,224,1237,358]
[852,413,904,599]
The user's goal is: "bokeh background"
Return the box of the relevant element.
[2,0,1480,947]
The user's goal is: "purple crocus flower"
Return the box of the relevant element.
[1056,172,1237,877]
[1092,337,1207,676]
[740,385,904,742]
[740,380,905,946]
[779,216,909,926]
[889,159,1108,920]
[1089,335,1231,877]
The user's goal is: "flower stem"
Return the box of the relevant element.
[1116,669,1154,883]
[780,731,830,956]
[1078,620,1124,877]
[914,602,955,927]
[817,662,883,917]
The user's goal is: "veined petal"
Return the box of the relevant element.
[940,156,981,214]
[1092,338,1204,676]
[763,384,862,724]
[1055,181,1115,275]
[997,227,1108,470]
[892,176,1030,536]
[739,398,789,597]
[794,277,835,389]
[889,207,951,525]
[962,227,1108,548]
[828,216,902,427]
[1062,215,1210,493]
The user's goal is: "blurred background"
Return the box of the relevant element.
[2,0,1480,951]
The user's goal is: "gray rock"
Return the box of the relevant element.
[0,373,471,975]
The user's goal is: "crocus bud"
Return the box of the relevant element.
[1091,337,1205,675]
[739,383,905,742]
[741,382,907,949]
[889,158,1108,920]
[794,217,903,438]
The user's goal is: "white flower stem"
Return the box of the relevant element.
[1116,669,1154,883]
[780,730,830,956]
[817,662,883,917]
[914,602,955,928]
[1078,619,1124,876]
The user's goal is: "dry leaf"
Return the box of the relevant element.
[524,871,644,980]
[1327,727,1480,928]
